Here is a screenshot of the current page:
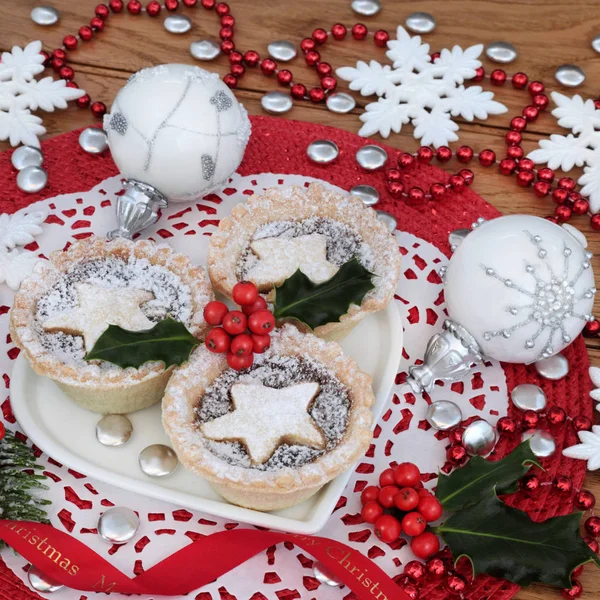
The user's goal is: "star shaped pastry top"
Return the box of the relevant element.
[42,283,154,352]
[246,233,339,287]
[201,382,326,465]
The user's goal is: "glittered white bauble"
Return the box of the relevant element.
[103,64,251,202]
[445,215,595,363]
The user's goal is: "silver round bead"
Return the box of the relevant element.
[462,420,497,456]
[313,561,343,586]
[555,64,586,88]
[190,40,221,61]
[306,139,339,164]
[521,429,556,458]
[593,34,600,54]
[448,228,470,251]
[11,146,43,170]
[351,0,381,17]
[79,127,108,154]
[27,566,64,593]
[139,444,178,477]
[405,12,436,34]
[350,185,379,207]
[485,42,518,64]
[326,92,356,114]
[511,384,547,412]
[426,400,462,431]
[30,6,59,26]
[261,91,293,115]
[17,166,48,193]
[267,40,297,62]
[96,414,133,446]
[376,210,397,232]
[534,354,569,381]
[164,15,192,34]
[98,506,140,544]
[356,145,388,171]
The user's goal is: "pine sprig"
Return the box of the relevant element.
[0,430,50,545]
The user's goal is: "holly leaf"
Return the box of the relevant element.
[434,490,600,587]
[85,318,200,369]
[273,258,374,330]
[436,441,540,511]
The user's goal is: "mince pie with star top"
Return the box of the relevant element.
[207,182,401,340]
[162,324,375,511]
[10,236,213,414]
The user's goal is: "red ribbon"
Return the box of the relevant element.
[0,520,408,599]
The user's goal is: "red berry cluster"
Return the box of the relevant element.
[203,282,275,371]
[360,462,442,559]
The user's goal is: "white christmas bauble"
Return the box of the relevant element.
[103,64,251,202]
[445,215,595,363]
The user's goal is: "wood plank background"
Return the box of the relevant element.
[2,0,600,598]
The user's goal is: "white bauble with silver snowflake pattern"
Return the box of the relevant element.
[104,64,251,202]
[446,215,595,363]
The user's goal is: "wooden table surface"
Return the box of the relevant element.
[1,0,600,598]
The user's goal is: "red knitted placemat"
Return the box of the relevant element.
[0,115,592,600]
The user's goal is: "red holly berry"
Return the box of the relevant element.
[418,487,432,497]
[226,351,253,371]
[232,281,258,306]
[394,462,421,487]
[205,327,231,354]
[402,512,427,537]
[374,514,401,543]
[378,485,400,508]
[379,468,396,487]
[203,301,229,326]
[360,485,380,505]
[248,309,275,334]
[251,334,271,354]
[394,487,420,511]
[242,296,268,316]
[418,496,443,522]
[411,532,440,559]
[222,310,247,335]
[361,500,384,524]
[231,333,253,357]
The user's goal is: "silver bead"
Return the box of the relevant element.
[98,506,140,544]
[306,139,339,164]
[376,210,397,232]
[313,561,343,586]
[326,92,356,114]
[11,146,43,170]
[555,64,586,88]
[139,444,178,477]
[485,42,518,64]
[534,354,569,381]
[448,228,470,252]
[267,40,297,62]
[261,91,293,115]
[190,40,221,61]
[96,414,133,446]
[79,127,108,154]
[511,384,547,411]
[30,6,59,26]
[462,420,497,456]
[350,185,379,207]
[405,12,436,34]
[593,34,600,54]
[521,429,556,458]
[356,145,388,171]
[426,400,462,431]
[17,166,48,193]
[164,15,192,34]
[351,0,381,17]
[27,566,63,593]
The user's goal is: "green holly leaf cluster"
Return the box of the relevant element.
[434,441,600,588]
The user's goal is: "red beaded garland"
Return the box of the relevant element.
[430,183,446,200]
[388,182,405,198]
[51,57,65,72]
[456,146,473,163]
[490,69,507,85]
[573,415,593,432]
[499,159,517,175]
[165,0,179,9]
[529,80,545,96]
[497,416,517,435]
[473,66,485,82]
[547,406,567,425]
[321,76,337,91]
[316,62,332,77]
[277,70,293,85]
[511,72,528,89]
[229,51,243,64]
[309,87,325,103]
[505,130,522,146]
[585,536,600,554]
[352,23,368,40]
[447,443,468,466]
[585,516,600,537]
[374,30,390,47]
[387,168,402,183]
[183,0,197,5]
[109,0,124,11]
[591,214,600,230]
[220,26,234,40]
[223,74,237,88]
[53,48,67,60]
[408,187,425,203]
[312,28,328,44]
[534,182,551,197]
[290,83,306,99]
[59,66,74,80]
[146,0,161,15]
[95,3,110,18]
[404,560,426,581]
[575,490,596,511]
[555,205,573,222]
[448,427,465,444]
[305,51,320,66]
[331,23,347,40]
[398,153,415,169]
[511,116,527,131]
[459,169,474,185]
[90,101,107,117]
[230,64,245,78]
[300,38,316,53]
[553,475,573,494]
[449,174,465,192]
[79,25,94,40]
[523,105,539,121]
[506,146,524,161]
[63,35,78,50]
[436,146,452,163]
[533,94,549,110]
[215,2,229,15]
[522,409,540,428]
[221,14,234,28]
[537,167,555,182]
[478,149,496,166]
[584,320,600,336]
[90,16,105,30]
[417,146,433,163]
[561,580,583,599]
[552,188,569,205]
[402,584,420,600]
[260,58,277,75]
[445,574,467,595]
[519,158,535,171]
[426,558,446,578]
[243,50,260,66]
[519,474,540,494]
[76,94,91,108]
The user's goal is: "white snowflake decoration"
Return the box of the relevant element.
[589,366,600,412]
[0,207,47,290]
[0,40,85,147]
[336,26,507,146]
[528,92,600,213]
[563,425,600,470]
